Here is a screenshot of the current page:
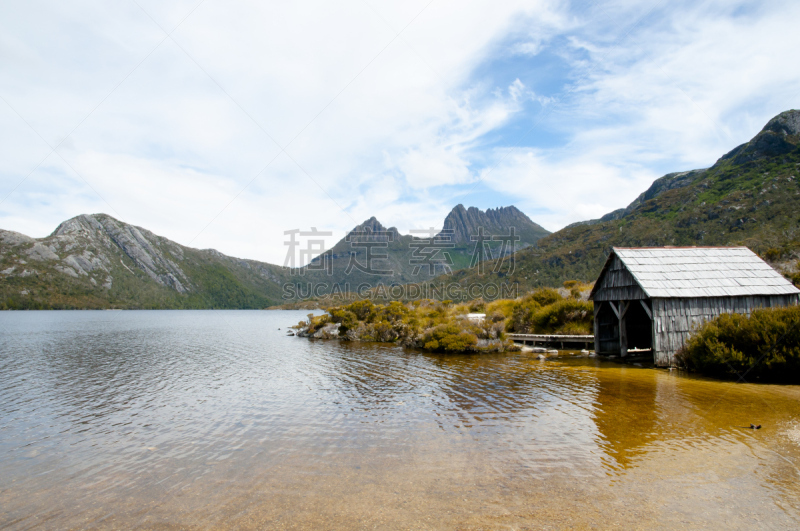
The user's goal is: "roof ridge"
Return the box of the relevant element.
[613,246,749,250]
[607,246,799,298]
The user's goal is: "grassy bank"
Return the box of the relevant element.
[295,286,593,353]
[676,305,800,383]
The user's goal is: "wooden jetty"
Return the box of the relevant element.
[507,333,594,349]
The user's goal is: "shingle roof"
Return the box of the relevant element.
[609,247,800,298]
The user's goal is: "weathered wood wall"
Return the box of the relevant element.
[594,301,620,354]
[651,294,799,366]
[592,255,646,301]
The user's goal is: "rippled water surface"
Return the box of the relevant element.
[1,310,800,529]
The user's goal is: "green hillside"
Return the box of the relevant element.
[441,110,800,293]
[4,110,799,309]
[0,214,290,310]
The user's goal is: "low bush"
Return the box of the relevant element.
[788,261,800,288]
[421,323,479,352]
[528,288,562,307]
[348,299,376,321]
[526,299,593,334]
[328,308,359,334]
[486,299,516,319]
[506,290,592,334]
[297,289,594,353]
[469,299,487,312]
[764,247,782,261]
[676,306,800,383]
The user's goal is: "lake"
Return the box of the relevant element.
[1,310,799,529]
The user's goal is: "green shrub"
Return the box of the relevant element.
[328,308,358,334]
[377,300,410,322]
[789,261,800,288]
[528,288,562,306]
[527,299,593,334]
[421,323,478,352]
[347,299,376,321]
[676,306,800,383]
[506,289,591,334]
[764,248,782,261]
[371,321,398,342]
[469,299,486,312]
[486,299,516,319]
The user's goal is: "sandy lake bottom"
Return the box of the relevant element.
[1,310,799,529]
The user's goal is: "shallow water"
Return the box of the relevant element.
[1,310,799,530]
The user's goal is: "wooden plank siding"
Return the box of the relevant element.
[651,294,799,366]
[590,248,800,367]
[592,255,646,301]
[593,300,621,355]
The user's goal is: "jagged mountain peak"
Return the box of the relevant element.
[351,216,388,232]
[345,216,400,239]
[763,109,800,136]
[440,204,549,245]
[569,109,800,229]
[718,109,800,165]
[51,213,105,236]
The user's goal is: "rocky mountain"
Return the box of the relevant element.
[297,217,446,294]
[2,203,546,308]
[293,206,549,293]
[440,204,549,246]
[15,108,795,309]
[0,214,290,309]
[6,107,798,310]
[443,109,800,293]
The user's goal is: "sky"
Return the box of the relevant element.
[1,0,799,265]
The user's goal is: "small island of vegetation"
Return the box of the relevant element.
[294,283,594,354]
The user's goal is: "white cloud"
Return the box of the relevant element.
[477,148,657,231]
[1,0,799,265]
[469,0,800,229]
[511,41,546,57]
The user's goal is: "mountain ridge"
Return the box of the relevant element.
[4,109,798,308]
[1,204,545,308]
[0,213,290,309]
[439,204,549,245]
[441,109,800,292]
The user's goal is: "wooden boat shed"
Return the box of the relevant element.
[589,247,800,366]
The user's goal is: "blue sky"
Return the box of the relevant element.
[1,0,799,264]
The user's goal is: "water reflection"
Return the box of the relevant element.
[592,366,659,470]
[1,311,799,529]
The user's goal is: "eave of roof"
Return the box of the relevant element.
[589,246,800,300]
